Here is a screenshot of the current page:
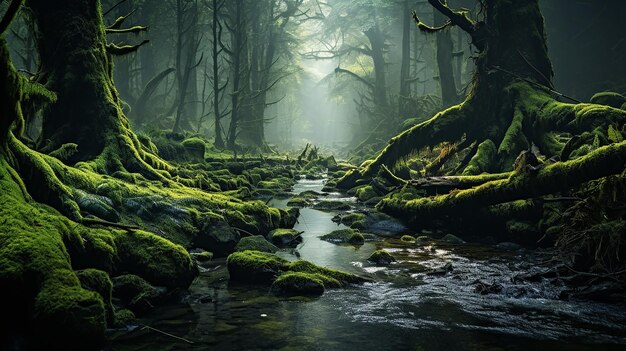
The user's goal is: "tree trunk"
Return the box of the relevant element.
[398,0,411,119]
[29,0,169,179]
[364,23,388,109]
[434,2,458,108]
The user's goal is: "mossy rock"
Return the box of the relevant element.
[181,137,206,159]
[590,92,626,109]
[227,250,289,283]
[367,250,396,266]
[287,260,365,286]
[286,197,311,207]
[340,212,368,229]
[321,229,364,245]
[115,230,197,288]
[112,309,136,327]
[190,249,214,262]
[298,190,325,199]
[226,251,366,289]
[312,200,351,211]
[355,185,379,202]
[193,221,240,257]
[271,272,325,296]
[440,234,466,244]
[235,235,279,253]
[268,228,302,247]
[279,207,299,228]
[76,269,114,324]
[112,274,163,315]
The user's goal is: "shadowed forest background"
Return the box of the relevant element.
[0,0,625,350]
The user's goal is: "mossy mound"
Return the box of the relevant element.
[286,197,311,208]
[312,200,352,211]
[227,250,289,283]
[112,274,164,315]
[400,235,416,243]
[268,228,303,247]
[321,229,365,245]
[271,272,326,296]
[355,185,380,202]
[192,221,241,257]
[226,251,365,291]
[340,212,368,230]
[367,250,396,266]
[76,269,114,323]
[235,235,279,253]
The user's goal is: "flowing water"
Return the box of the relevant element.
[107,178,626,351]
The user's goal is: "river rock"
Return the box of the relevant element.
[193,221,240,256]
[367,250,396,265]
[268,228,303,247]
[235,235,279,253]
[441,234,466,244]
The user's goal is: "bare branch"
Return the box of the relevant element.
[106,25,148,34]
[106,39,150,56]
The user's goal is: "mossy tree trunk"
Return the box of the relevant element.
[27,0,168,179]
[338,0,626,189]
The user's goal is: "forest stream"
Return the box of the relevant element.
[107,177,626,351]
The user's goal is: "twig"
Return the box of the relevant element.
[140,325,194,344]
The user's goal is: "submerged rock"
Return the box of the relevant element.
[321,229,365,245]
[235,235,279,253]
[441,234,466,244]
[112,274,166,315]
[367,250,396,266]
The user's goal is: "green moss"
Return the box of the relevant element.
[589,92,626,109]
[312,200,351,211]
[115,230,197,288]
[320,229,364,245]
[340,212,368,229]
[271,272,326,296]
[287,260,364,286]
[235,236,279,253]
[356,185,379,202]
[367,250,396,265]
[286,197,311,207]
[227,250,288,283]
[268,228,302,247]
[113,309,135,327]
[464,139,497,175]
[76,269,113,323]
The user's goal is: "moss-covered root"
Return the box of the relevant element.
[0,158,105,347]
[337,104,471,189]
[379,140,626,223]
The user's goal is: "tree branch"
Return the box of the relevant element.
[106,40,150,56]
[0,0,23,35]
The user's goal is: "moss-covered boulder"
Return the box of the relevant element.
[279,207,299,228]
[226,251,366,291]
[286,197,311,207]
[401,235,416,243]
[367,250,396,266]
[112,274,163,315]
[271,272,325,296]
[116,230,197,288]
[340,212,368,229]
[268,228,303,247]
[181,137,206,160]
[321,229,364,245]
[76,269,114,324]
[235,235,279,253]
[227,250,289,283]
[356,185,379,202]
[313,200,351,211]
[193,221,241,257]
